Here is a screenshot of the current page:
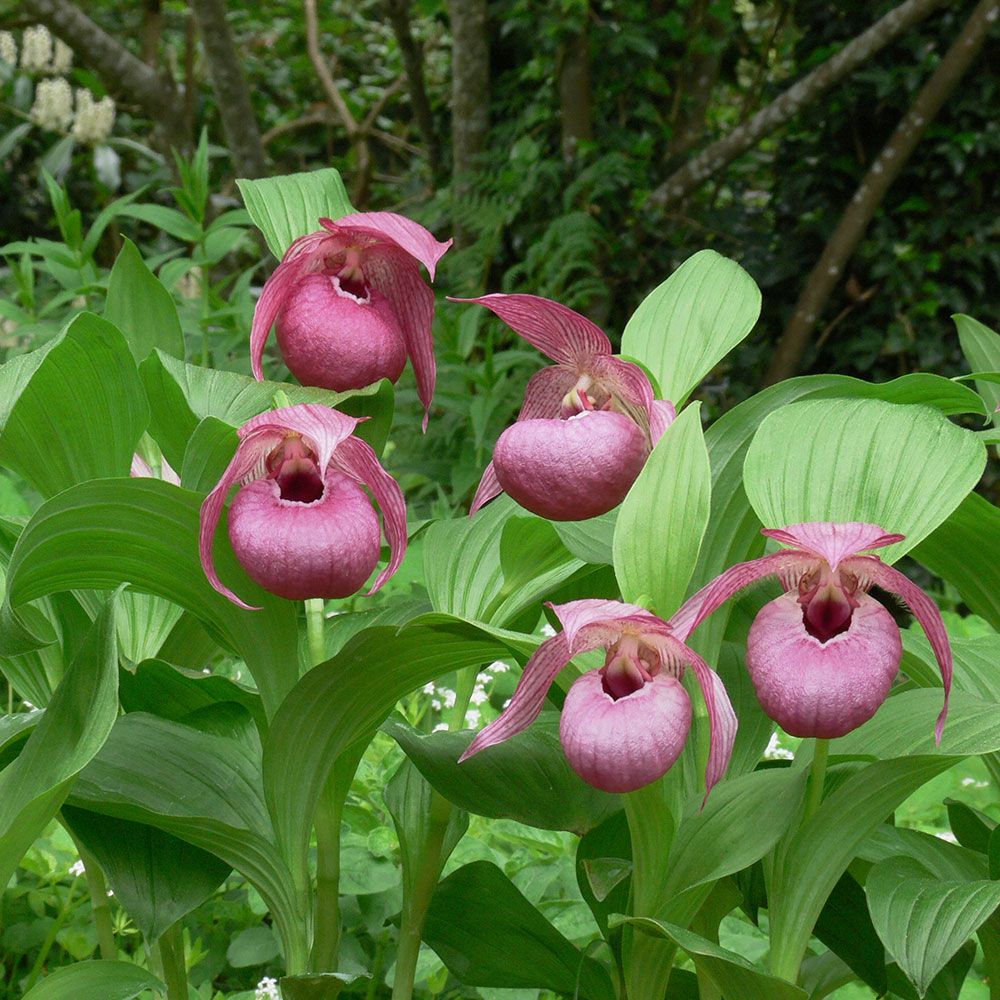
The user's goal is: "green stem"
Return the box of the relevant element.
[23,875,81,991]
[804,738,830,820]
[157,923,189,1000]
[199,258,211,368]
[61,822,117,960]
[306,598,327,668]
[311,773,343,972]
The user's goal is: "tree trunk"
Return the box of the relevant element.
[648,0,949,211]
[142,0,163,66]
[448,0,490,249]
[558,15,593,163]
[764,0,998,386]
[20,0,187,152]
[188,0,268,179]
[384,0,441,179]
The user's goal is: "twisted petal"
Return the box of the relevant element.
[328,435,408,593]
[450,293,610,367]
[762,521,904,570]
[649,399,677,445]
[550,598,662,655]
[670,550,810,642]
[250,230,334,380]
[470,460,503,515]
[459,634,571,759]
[853,556,952,741]
[321,211,452,280]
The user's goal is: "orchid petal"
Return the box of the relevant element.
[856,556,952,742]
[470,460,504,515]
[518,365,579,421]
[240,403,361,475]
[450,294,611,367]
[460,634,571,759]
[364,246,437,429]
[550,598,659,655]
[587,355,655,419]
[649,399,677,445]
[130,453,153,478]
[762,521,905,570]
[670,550,809,642]
[250,230,334,381]
[329,435,408,594]
[324,211,452,279]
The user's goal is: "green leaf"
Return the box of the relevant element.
[116,203,202,242]
[279,973,370,1000]
[61,806,230,944]
[903,630,1000,702]
[0,313,148,498]
[104,237,185,363]
[0,478,299,715]
[227,925,280,967]
[613,402,711,617]
[424,861,616,1000]
[0,592,120,889]
[621,250,762,407]
[140,350,393,470]
[237,168,353,257]
[180,416,238,493]
[954,313,1000,413]
[743,398,985,563]
[618,917,807,1000]
[385,712,619,835]
[20,960,162,1000]
[553,510,617,565]
[866,856,1000,997]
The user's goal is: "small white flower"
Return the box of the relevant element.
[202,667,211,675]
[486,660,510,675]
[50,38,72,74]
[540,624,556,637]
[0,32,17,66]
[935,831,958,844]
[22,700,35,710]
[441,689,456,709]
[71,89,115,145]
[69,860,86,877]
[106,887,114,897]
[465,709,480,727]
[21,25,53,73]
[255,977,281,1000]
[469,687,488,706]
[422,682,436,695]
[432,722,448,733]
[763,732,794,761]
[29,76,73,131]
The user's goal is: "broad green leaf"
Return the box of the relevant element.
[262,622,512,902]
[553,509,617,565]
[115,591,185,664]
[913,493,1000,630]
[385,712,619,835]
[614,403,710,617]
[424,861,616,1000]
[577,811,632,941]
[116,203,202,242]
[619,917,808,1000]
[903,630,1000,703]
[21,960,162,1000]
[140,350,393,469]
[62,806,230,943]
[0,592,120,889]
[228,926,280,967]
[279,974,370,1000]
[955,313,1000,413]
[621,250,762,407]
[237,167,353,257]
[743,398,985,563]
[813,873,888,995]
[0,313,148,498]
[866,857,1000,997]
[104,237,185,362]
[180,415,237,493]
[945,800,995,854]
[0,478,299,714]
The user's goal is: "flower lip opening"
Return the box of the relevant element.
[331,272,370,304]
[600,636,656,700]
[799,577,859,643]
[267,437,326,504]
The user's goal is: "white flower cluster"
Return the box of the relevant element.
[68,860,86,878]
[763,731,794,761]
[29,76,73,131]
[71,88,116,146]
[255,977,281,1000]
[20,25,72,75]
[0,32,17,66]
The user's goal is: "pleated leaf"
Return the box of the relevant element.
[954,313,1000,414]
[21,961,162,1000]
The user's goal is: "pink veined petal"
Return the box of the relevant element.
[550,598,661,655]
[323,212,452,279]
[459,634,571,759]
[363,246,437,429]
[470,460,504,515]
[674,639,737,798]
[130,454,153,478]
[855,556,952,742]
[518,365,579,421]
[240,403,361,475]
[649,399,677,445]
[250,230,335,381]
[762,521,905,570]
[160,456,181,486]
[199,425,288,611]
[587,355,655,418]
[670,550,811,642]
[329,435,408,594]
[449,294,611,367]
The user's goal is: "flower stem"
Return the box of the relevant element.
[804,738,830,820]
[156,923,189,1000]
[23,874,82,991]
[61,823,117,960]
[311,773,342,972]
[306,598,327,668]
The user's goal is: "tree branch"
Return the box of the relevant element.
[648,0,950,211]
[764,0,998,385]
[304,0,359,135]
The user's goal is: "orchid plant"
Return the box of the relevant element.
[1,166,999,1000]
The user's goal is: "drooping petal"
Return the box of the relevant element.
[649,399,677,445]
[762,521,905,570]
[855,556,952,742]
[323,212,452,279]
[517,365,579,421]
[363,246,437,429]
[251,230,334,380]
[470,460,504,515]
[559,670,692,793]
[670,550,810,642]
[450,294,611,368]
[460,634,572,759]
[329,435,408,594]
[551,598,660,655]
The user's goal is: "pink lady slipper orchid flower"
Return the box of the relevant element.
[452,294,676,521]
[461,600,737,795]
[130,453,180,485]
[672,522,952,741]
[199,403,406,609]
[250,212,452,427]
